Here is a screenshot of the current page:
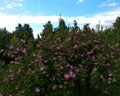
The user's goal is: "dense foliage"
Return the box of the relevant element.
[0,17,120,96]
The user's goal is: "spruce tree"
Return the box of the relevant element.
[41,21,53,38]
[14,23,34,40]
[113,17,120,33]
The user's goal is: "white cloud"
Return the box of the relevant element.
[5,4,13,9]
[99,0,119,7]
[0,14,60,38]
[5,2,23,9]
[18,0,24,2]
[100,2,119,7]
[0,8,120,38]
[0,13,59,28]
[1,0,24,10]
[0,7,4,11]
[65,9,120,28]
[76,0,84,4]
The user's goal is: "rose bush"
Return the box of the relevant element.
[0,28,120,96]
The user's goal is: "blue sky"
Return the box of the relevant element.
[0,0,120,38]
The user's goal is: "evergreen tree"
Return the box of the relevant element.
[59,18,67,31]
[71,20,80,32]
[16,23,22,32]
[41,21,53,38]
[53,15,69,34]
[23,24,34,40]
[53,17,70,40]
[14,23,34,40]
[83,23,91,32]
[0,28,12,49]
[44,21,53,33]
[113,17,120,33]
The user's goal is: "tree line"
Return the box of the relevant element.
[0,17,120,50]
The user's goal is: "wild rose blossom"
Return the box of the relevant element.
[35,87,40,93]
[22,48,27,54]
[20,39,26,43]
[103,63,110,67]
[92,68,97,72]
[40,66,44,71]
[109,73,112,77]
[52,84,57,90]
[0,49,3,53]
[59,84,64,89]
[64,73,70,79]
[87,50,94,55]
[9,45,14,49]
[0,93,3,96]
